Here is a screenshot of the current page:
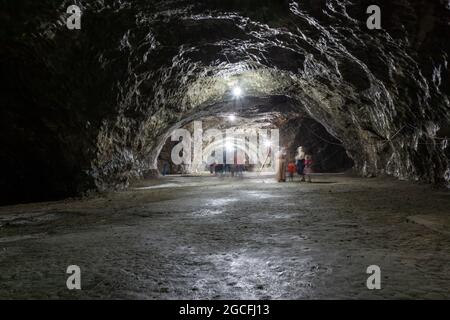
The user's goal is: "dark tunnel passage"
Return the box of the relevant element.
[1,0,450,301]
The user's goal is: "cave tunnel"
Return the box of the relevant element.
[1,0,450,301]
[156,94,354,176]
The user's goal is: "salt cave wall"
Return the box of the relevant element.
[1,0,449,204]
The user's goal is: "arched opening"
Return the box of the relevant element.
[155,95,354,177]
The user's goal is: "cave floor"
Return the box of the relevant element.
[0,174,450,299]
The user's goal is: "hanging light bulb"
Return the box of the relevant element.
[232,86,242,97]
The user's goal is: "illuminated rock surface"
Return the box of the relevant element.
[1,0,449,204]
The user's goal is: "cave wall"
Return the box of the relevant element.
[1,0,449,204]
[281,117,354,173]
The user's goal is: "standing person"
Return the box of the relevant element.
[287,160,296,182]
[162,161,170,176]
[207,155,215,174]
[295,146,306,182]
[304,154,313,183]
[225,163,231,176]
[276,148,287,182]
[215,163,223,176]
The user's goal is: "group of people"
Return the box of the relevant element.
[276,146,313,183]
[163,146,313,181]
[210,163,245,177]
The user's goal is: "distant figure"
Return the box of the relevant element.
[235,152,245,177]
[304,154,313,183]
[276,148,287,182]
[235,164,244,177]
[215,163,223,176]
[207,155,215,174]
[295,146,306,182]
[288,160,296,182]
[162,161,170,176]
[225,163,232,176]
[230,164,236,177]
[180,161,188,175]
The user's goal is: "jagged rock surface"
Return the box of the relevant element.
[1,0,449,204]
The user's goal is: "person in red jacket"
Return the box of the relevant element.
[287,160,296,182]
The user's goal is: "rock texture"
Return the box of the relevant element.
[1,0,449,204]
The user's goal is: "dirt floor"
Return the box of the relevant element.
[0,173,449,299]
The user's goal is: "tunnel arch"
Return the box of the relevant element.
[151,91,355,176]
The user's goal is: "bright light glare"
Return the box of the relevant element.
[225,141,234,151]
[228,114,236,122]
[264,140,272,147]
[232,86,242,97]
